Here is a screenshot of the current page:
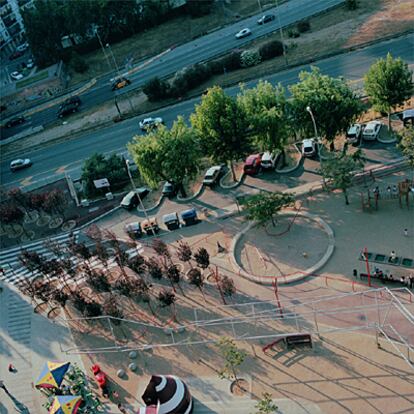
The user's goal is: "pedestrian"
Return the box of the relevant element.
[390,251,397,262]
[409,274,414,289]
[404,228,408,237]
[8,364,16,373]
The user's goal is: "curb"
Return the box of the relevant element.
[79,205,121,230]
[275,145,302,174]
[220,171,245,189]
[176,183,205,202]
[137,195,165,214]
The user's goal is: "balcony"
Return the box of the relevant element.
[3,16,17,28]
[7,22,21,36]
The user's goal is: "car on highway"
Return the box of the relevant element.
[243,153,262,175]
[235,28,252,39]
[301,138,317,157]
[346,123,364,144]
[139,117,164,131]
[9,50,24,60]
[203,165,226,186]
[111,77,131,91]
[16,42,29,52]
[57,101,79,118]
[10,158,32,172]
[5,116,25,128]
[62,96,82,107]
[257,14,275,24]
[362,120,382,141]
[10,71,24,81]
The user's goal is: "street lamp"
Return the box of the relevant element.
[106,42,121,78]
[306,106,319,140]
[95,28,112,71]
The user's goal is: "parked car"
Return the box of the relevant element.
[235,28,252,39]
[162,181,177,198]
[346,123,364,144]
[9,50,24,60]
[26,58,35,69]
[57,102,79,118]
[301,138,317,157]
[16,42,29,52]
[139,117,164,131]
[260,151,279,169]
[120,188,150,210]
[111,77,131,91]
[63,96,81,107]
[125,222,142,239]
[180,208,198,226]
[10,158,32,172]
[402,109,414,127]
[362,121,382,141]
[163,212,180,230]
[5,116,25,128]
[243,154,262,175]
[10,71,24,81]
[257,14,275,24]
[203,165,225,186]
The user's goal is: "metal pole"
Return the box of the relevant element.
[95,29,112,71]
[306,106,319,139]
[274,0,288,65]
[106,43,121,78]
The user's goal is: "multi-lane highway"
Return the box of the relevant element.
[0,0,344,139]
[1,33,413,190]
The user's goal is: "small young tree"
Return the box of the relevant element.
[127,254,146,275]
[7,188,30,215]
[102,296,124,324]
[143,76,170,101]
[95,240,109,268]
[42,189,68,219]
[216,337,247,383]
[135,278,154,315]
[365,53,413,130]
[157,289,177,320]
[152,239,171,264]
[398,128,414,172]
[219,276,236,298]
[51,288,69,308]
[177,241,193,267]
[242,192,294,227]
[1,204,24,231]
[85,268,111,293]
[165,264,184,294]
[19,249,44,274]
[254,392,278,414]
[240,49,261,68]
[187,268,206,300]
[71,292,88,313]
[83,301,103,318]
[194,247,210,270]
[146,257,163,280]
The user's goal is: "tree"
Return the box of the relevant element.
[216,337,247,383]
[242,192,294,227]
[128,117,201,197]
[398,128,414,170]
[240,49,261,68]
[177,241,192,267]
[83,301,103,318]
[238,81,291,159]
[191,86,250,180]
[318,151,364,205]
[152,239,171,265]
[194,247,210,270]
[143,77,170,101]
[85,269,111,293]
[186,0,214,17]
[146,257,163,280]
[187,268,205,300]
[219,276,236,298]
[289,67,363,150]
[42,189,68,218]
[365,53,413,130]
[103,296,124,324]
[259,40,284,61]
[157,289,177,320]
[27,193,46,213]
[254,392,278,414]
[127,254,146,275]
[7,188,29,215]
[1,204,25,231]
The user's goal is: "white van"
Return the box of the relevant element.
[260,151,279,169]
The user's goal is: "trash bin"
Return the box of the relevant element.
[163,212,180,230]
[180,208,198,226]
[125,222,142,239]
[141,217,159,235]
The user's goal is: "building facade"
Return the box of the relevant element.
[0,0,33,54]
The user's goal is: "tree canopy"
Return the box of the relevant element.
[127,117,201,196]
[289,67,363,150]
[398,128,414,170]
[365,53,413,129]
[191,86,250,180]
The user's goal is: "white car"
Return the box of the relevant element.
[261,151,279,169]
[235,28,252,39]
[10,71,24,80]
[16,42,29,52]
[139,117,163,131]
[362,121,382,141]
[10,158,32,172]
[346,123,363,144]
[302,138,317,157]
[203,165,225,186]
[26,58,35,69]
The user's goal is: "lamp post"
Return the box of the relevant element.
[95,28,112,71]
[106,42,121,78]
[306,106,319,139]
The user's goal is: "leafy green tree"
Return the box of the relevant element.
[318,150,364,205]
[194,247,210,270]
[365,53,413,130]
[398,128,414,170]
[128,117,201,197]
[238,81,291,159]
[254,392,278,414]
[289,67,363,150]
[216,337,247,382]
[242,192,294,227]
[191,86,250,180]
[143,77,170,101]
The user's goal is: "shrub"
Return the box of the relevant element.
[346,0,358,10]
[70,52,88,73]
[169,69,189,98]
[220,51,242,71]
[240,49,261,68]
[287,29,300,38]
[259,40,284,60]
[143,77,170,101]
[297,20,310,33]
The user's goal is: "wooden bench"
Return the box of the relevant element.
[285,334,312,348]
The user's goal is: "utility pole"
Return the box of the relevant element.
[95,28,112,72]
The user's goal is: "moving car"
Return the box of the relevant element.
[301,138,317,157]
[243,153,262,175]
[257,14,275,24]
[5,116,25,128]
[260,151,279,169]
[203,165,225,186]
[346,123,363,144]
[63,96,81,107]
[10,158,32,172]
[139,117,164,131]
[120,188,150,210]
[10,71,24,80]
[362,121,382,141]
[57,102,79,118]
[9,50,24,60]
[111,77,131,91]
[235,28,252,39]
[162,181,177,198]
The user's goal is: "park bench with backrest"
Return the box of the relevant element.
[262,333,312,353]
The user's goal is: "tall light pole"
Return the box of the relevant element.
[95,28,112,71]
[106,42,121,78]
[306,106,319,139]
[275,0,288,65]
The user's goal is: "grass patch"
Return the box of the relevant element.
[16,70,48,89]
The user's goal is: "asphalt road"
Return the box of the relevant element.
[1,33,413,190]
[0,0,344,139]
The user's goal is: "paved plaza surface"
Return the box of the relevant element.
[1,169,412,413]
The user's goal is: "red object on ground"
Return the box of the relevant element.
[95,372,107,389]
[91,364,101,375]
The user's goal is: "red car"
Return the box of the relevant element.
[9,50,24,60]
[243,153,262,175]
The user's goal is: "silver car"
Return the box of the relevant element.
[10,158,32,172]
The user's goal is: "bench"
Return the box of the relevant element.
[285,334,312,348]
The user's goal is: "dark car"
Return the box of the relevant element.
[120,188,150,210]
[63,96,82,107]
[243,154,262,175]
[162,181,177,198]
[5,116,25,128]
[257,14,275,25]
[9,50,24,60]
[111,77,131,91]
[57,102,79,118]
